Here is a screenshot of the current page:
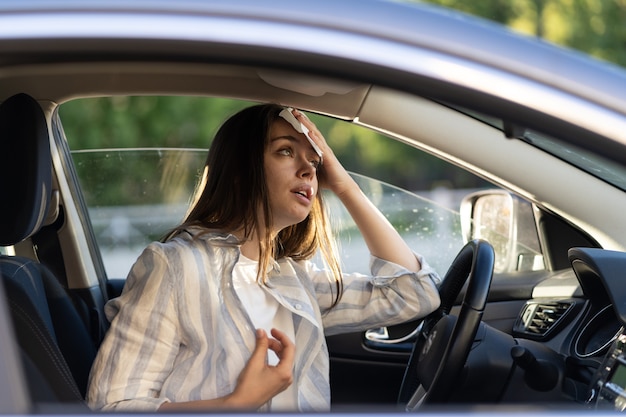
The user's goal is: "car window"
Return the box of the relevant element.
[60,96,544,278]
[71,148,204,277]
[71,147,469,277]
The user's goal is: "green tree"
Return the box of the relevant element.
[420,0,626,67]
[60,96,254,149]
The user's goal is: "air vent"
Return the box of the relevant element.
[514,301,575,340]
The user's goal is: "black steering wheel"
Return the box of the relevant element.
[398,239,494,410]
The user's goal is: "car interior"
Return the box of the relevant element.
[1,56,625,413]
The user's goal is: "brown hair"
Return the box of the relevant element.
[166,104,343,306]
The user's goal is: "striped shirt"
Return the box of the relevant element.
[86,228,441,412]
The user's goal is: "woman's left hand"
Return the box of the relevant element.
[293,108,421,272]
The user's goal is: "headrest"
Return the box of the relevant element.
[0,93,51,246]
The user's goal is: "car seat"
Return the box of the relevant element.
[0,93,96,404]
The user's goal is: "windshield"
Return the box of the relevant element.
[449,105,626,191]
[521,130,626,191]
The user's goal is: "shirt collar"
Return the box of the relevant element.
[185,226,282,272]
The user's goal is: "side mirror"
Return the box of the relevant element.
[460,190,544,273]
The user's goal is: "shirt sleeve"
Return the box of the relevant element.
[308,253,441,336]
[86,243,180,411]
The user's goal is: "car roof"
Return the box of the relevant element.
[0,0,625,106]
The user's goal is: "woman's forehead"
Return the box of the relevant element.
[269,119,309,145]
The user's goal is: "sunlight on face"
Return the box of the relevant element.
[264,119,320,232]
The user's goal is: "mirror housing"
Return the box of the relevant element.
[460,190,544,273]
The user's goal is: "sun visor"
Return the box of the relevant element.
[258,70,361,97]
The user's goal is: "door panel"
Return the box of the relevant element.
[328,271,550,405]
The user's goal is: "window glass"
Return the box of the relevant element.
[60,96,533,278]
[71,148,205,277]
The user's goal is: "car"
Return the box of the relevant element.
[1,0,626,415]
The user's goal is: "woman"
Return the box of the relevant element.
[86,104,441,412]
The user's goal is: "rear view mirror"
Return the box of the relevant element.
[460,190,544,273]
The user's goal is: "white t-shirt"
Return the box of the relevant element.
[232,255,297,411]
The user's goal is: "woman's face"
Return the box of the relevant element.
[264,118,321,232]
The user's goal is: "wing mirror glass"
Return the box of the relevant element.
[460,190,544,273]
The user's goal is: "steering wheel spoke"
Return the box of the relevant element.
[398,239,495,408]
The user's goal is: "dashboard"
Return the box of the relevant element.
[529,247,626,411]
[460,247,626,409]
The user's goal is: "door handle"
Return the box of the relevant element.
[363,322,421,352]
[365,322,422,344]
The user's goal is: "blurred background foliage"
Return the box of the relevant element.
[421,0,626,66]
[60,0,626,196]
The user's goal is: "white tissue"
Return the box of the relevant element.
[278,108,324,161]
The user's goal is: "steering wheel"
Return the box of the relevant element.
[398,239,494,410]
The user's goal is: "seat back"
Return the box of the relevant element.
[0,93,95,404]
[0,93,51,245]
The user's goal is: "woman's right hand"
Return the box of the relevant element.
[226,328,295,409]
[158,328,294,412]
